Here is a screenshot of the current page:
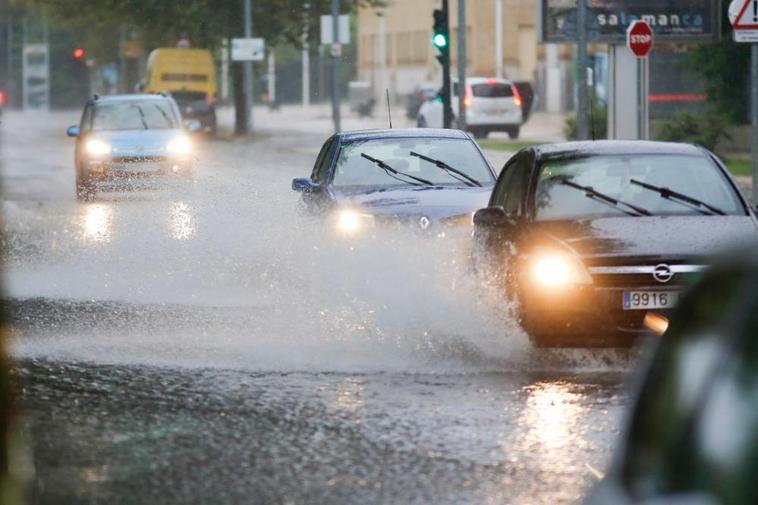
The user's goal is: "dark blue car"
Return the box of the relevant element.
[292,129,497,236]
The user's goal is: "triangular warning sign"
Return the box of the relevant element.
[733,0,758,29]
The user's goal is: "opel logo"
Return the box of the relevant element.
[653,264,674,283]
[418,216,431,230]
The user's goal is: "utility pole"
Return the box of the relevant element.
[243,0,254,134]
[302,6,310,107]
[457,0,467,130]
[268,49,276,105]
[331,0,342,132]
[494,0,503,79]
[576,0,589,140]
[752,44,758,204]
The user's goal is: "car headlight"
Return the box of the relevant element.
[166,135,192,155]
[529,251,592,288]
[334,209,375,235]
[85,139,112,156]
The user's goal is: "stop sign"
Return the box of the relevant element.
[627,20,654,58]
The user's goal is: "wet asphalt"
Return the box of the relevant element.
[2,110,637,504]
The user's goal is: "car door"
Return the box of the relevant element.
[474,151,534,280]
[302,137,336,212]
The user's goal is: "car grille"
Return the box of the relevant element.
[112,156,167,163]
[588,264,706,288]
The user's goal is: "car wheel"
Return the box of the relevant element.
[417,115,427,128]
[470,127,489,139]
[75,169,94,201]
[507,126,521,140]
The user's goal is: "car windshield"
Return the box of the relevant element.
[90,101,178,131]
[332,137,493,188]
[535,154,744,220]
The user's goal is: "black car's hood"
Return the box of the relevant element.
[532,215,758,262]
[333,185,492,221]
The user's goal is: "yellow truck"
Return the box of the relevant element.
[143,48,218,133]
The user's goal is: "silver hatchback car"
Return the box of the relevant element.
[66,94,200,199]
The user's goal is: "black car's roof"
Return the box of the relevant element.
[532,140,707,159]
[337,128,470,143]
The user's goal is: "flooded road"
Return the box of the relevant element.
[3,110,636,504]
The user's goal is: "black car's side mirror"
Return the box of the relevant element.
[473,207,518,230]
[292,178,321,193]
[66,125,80,137]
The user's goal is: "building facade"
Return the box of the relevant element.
[357,0,574,112]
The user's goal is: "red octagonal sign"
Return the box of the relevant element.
[627,20,654,58]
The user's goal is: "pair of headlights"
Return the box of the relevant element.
[85,136,192,157]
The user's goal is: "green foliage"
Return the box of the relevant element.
[564,102,608,141]
[654,112,731,151]
[686,40,749,125]
[32,0,385,53]
[684,3,750,124]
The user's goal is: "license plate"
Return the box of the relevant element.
[623,290,679,310]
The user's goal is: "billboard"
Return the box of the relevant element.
[540,1,722,43]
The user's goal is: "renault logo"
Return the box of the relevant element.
[653,264,674,283]
[418,216,431,230]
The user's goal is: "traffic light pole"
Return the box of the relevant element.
[456,0,467,131]
[576,0,589,140]
[441,0,453,129]
[331,0,342,133]
[243,0,254,134]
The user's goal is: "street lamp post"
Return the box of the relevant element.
[243,0,254,134]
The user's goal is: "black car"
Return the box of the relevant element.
[471,141,758,347]
[584,246,758,505]
[292,128,496,236]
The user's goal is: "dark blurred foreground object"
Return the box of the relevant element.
[512,81,535,122]
[585,247,758,505]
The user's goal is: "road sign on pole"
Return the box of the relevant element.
[232,38,265,62]
[731,0,758,42]
[626,20,653,140]
[626,20,654,58]
[730,0,758,203]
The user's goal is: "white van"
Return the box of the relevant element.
[417,77,525,139]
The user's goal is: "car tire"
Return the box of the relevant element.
[507,126,521,140]
[75,169,94,201]
[470,127,489,139]
[417,115,427,128]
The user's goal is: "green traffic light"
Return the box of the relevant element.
[432,33,448,49]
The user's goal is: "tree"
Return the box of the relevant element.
[31,0,385,132]
[686,2,750,124]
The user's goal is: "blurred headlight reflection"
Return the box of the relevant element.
[166,135,192,156]
[335,209,374,235]
[530,251,592,288]
[85,138,112,157]
[169,202,195,240]
[81,204,113,243]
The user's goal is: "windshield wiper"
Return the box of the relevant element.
[135,105,149,130]
[630,179,726,216]
[558,177,652,217]
[409,151,482,187]
[360,153,434,186]
[153,104,174,128]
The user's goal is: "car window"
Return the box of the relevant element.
[491,154,531,215]
[332,137,494,188]
[91,100,179,130]
[472,82,513,98]
[535,154,744,220]
[80,104,94,131]
[312,138,335,184]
